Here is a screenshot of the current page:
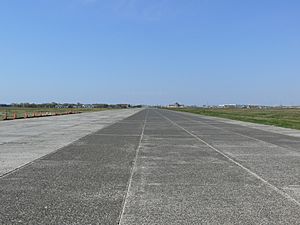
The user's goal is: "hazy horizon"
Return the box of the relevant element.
[1,0,300,106]
[1,101,300,107]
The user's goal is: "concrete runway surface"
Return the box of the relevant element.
[1,109,300,224]
[0,109,141,176]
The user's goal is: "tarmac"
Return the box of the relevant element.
[1,108,300,224]
[0,109,141,176]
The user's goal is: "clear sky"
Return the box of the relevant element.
[1,0,300,105]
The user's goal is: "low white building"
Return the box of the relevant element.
[168,102,184,108]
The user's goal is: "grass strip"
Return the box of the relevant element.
[0,107,109,121]
[167,108,300,130]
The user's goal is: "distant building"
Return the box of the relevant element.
[168,102,184,108]
[218,104,237,108]
[217,104,268,109]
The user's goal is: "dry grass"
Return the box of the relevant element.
[0,107,108,121]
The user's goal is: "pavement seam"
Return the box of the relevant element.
[173,109,300,154]
[0,109,143,180]
[156,110,300,208]
[92,134,141,137]
[177,110,300,138]
[118,109,149,225]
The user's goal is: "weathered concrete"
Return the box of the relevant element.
[0,109,142,176]
[176,110,300,138]
[120,109,300,225]
[1,108,300,224]
[0,110,147,225]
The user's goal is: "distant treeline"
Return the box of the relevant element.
[0,103,142,109]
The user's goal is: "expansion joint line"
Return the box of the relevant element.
[118,109,149,224]
[155,109,300,208]
[173,110,299,154]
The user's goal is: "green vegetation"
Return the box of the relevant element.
[0,107,108,121]
[168,108,300,130]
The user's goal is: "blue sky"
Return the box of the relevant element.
[1,0,300,105]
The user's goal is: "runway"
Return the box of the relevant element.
[1,109,300,224]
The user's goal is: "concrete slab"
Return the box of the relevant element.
[119,109,300,224]
[0,110,147,225]
[0,109,141,176]
[1,108,300,224]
